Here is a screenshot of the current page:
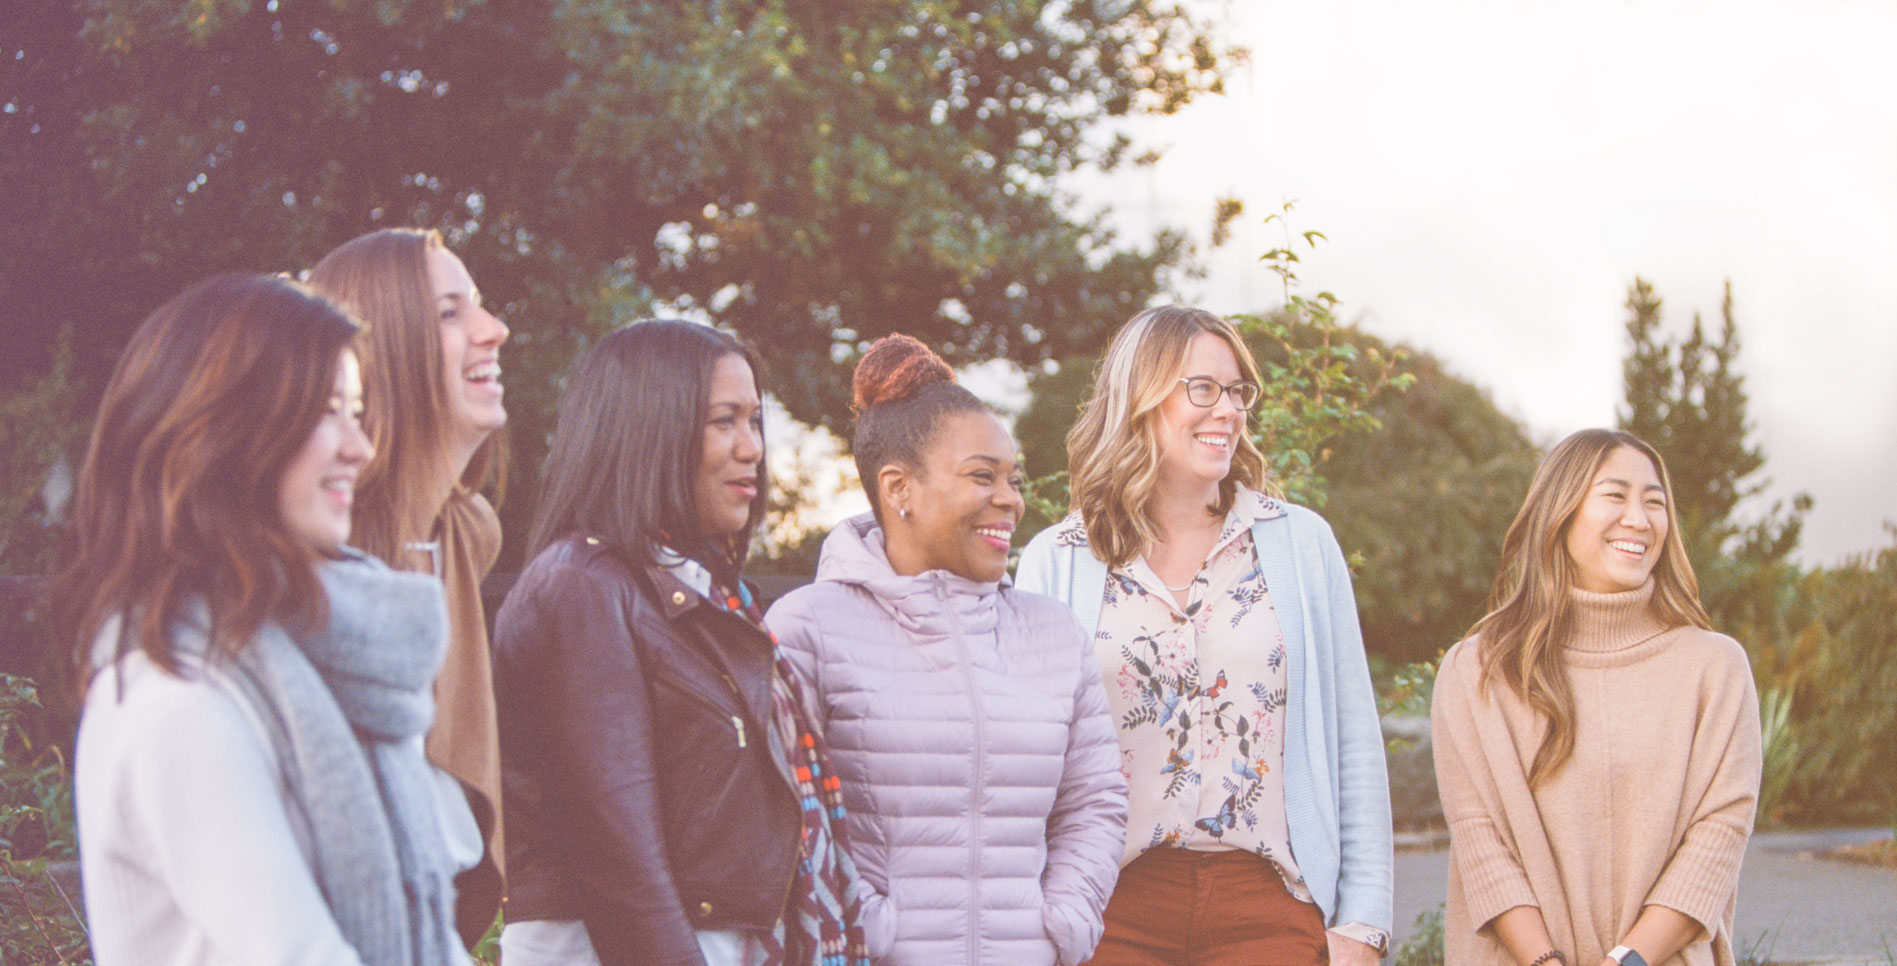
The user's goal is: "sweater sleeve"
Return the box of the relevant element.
[80,668,370,966]
[1014,526,1062,598]
[1038,610,1129,966]
[511,563,708,966]
[1643,640,1762,940]
[1431,644,1541,928]
[1318,522,1396,934]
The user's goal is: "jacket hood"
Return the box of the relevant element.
[814,512,1002,640]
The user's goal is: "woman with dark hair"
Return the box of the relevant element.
[61,274,469,964]
[1017,305,1392,966]
[765,334,1126,966]
[308,229,510,935]
[1431,429,1760,966]
[492,320,867,966]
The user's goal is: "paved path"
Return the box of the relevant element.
[1393,828,1897,963]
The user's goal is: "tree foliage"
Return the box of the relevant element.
[1617,278,1811,627]
[1319,340,1539,666]
[3,0,1238,409]
[3,0,1241,565]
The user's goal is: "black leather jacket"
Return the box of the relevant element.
[494,535,800,965]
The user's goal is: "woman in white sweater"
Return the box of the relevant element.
[57,274,473,965]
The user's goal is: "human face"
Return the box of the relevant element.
[693,354,765,539]
[886,411,1025,583]
[1564,445,1670,593]
[279,352,374,552]
[427,245,509,458]
[1155,332,1246,493]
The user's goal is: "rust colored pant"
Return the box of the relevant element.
[1084,848,1329,966]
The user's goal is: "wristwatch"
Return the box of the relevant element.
[1608,946,1648,966]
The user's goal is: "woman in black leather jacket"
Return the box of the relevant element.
[493,321,868,966]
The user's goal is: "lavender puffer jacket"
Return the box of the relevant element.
[765,514,1127,966]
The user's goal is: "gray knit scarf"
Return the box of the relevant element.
[209,551,461,965]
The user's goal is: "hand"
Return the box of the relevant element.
[1326,931,1381,966]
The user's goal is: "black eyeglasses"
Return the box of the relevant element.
[1176,376,1262,411]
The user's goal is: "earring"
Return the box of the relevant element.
[898,507,909,521]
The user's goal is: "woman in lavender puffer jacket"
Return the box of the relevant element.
[766,335,1127,966]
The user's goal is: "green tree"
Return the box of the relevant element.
[4,0,1241,566]
[1617,278,1810,629]
[1319,339,1539,666]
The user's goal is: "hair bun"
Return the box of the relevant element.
[851,334,955,412]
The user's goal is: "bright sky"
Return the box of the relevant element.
[1075,0,1897,567]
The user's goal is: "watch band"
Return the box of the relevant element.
[1608,946,1649,966]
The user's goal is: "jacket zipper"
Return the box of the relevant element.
[659,616,798,922]
[937,574,986,965]
[649,667,749,749]
[721,674,747,748]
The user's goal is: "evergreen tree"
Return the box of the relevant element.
[1617,277,1810,626]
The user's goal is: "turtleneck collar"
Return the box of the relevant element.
[1563,579,1672,658]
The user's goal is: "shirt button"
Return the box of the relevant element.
[584,536,599,545]
[672,591,687,605]
[698,901,713,918]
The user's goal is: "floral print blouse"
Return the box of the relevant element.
[1053,486,1388,953]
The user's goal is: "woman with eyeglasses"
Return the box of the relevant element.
[1018,305,1393,966]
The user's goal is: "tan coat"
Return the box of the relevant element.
[1431,583,1761,966]
[426,489,504,876]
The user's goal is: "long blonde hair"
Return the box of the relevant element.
[1471,428,1710,785]
[306,229,505,569]
[1066,305,1269,568]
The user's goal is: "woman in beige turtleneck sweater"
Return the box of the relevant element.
[1432,429,1761,966]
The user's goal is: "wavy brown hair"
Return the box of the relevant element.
[52,274,361,695]
[306,228,505,570]
[1065,305,1269,568]
[1470,428,1711,785]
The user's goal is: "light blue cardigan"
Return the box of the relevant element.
[1015,501,1394,935]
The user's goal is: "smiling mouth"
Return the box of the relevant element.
[320,474,356,505]
[1194,433,1230,451]
[1609,539,1648,557]
[465,361,501,385]
[975,525,1013,550]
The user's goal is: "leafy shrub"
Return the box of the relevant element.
[1391,904,1445,966]
[1755,686,1798,824]
[1,673,89,964]
[1749,528,1897,823]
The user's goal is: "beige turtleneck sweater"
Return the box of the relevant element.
[1431,582,1761,966]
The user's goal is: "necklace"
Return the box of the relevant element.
[1163,574,1197,593]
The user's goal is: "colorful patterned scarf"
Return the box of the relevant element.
[712,579,870,966]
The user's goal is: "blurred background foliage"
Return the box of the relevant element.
[2,0,1240,576]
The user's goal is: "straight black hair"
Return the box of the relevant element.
[526,320,767,585]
